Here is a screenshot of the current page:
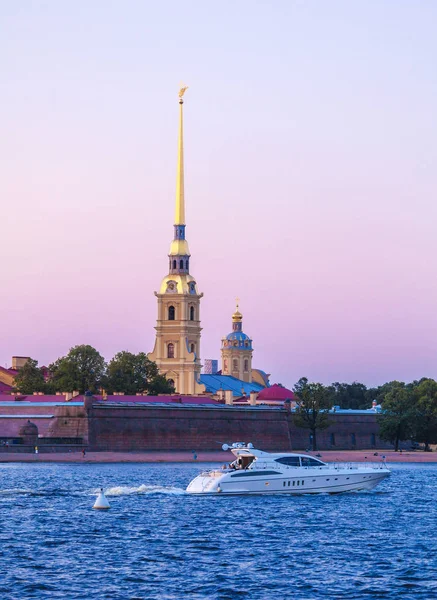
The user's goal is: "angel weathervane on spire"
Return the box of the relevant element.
[179,85,189,99]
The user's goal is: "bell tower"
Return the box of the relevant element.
[221,303,254,383]
[148,87,205,395]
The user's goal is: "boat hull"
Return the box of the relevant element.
[186,469,390,495]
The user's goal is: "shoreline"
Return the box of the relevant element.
[1,450,436,464]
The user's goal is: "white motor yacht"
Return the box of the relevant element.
[186,443,390,495]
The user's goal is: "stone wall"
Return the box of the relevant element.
[0,400,394,451]
[88,403,393,451]
[0,404,88,443]
[286,412,390,450]
[46,405,89,442]
[88,404,291,451]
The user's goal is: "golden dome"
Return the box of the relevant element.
[159,273,198,295]
[232,304,243,322]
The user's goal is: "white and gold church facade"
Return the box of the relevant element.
[148,88,269,396]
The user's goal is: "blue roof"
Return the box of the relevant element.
[226,331,250,341]
[200,374,264,397]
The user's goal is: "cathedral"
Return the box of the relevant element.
[148,89,269,397]
[147,87,204,395]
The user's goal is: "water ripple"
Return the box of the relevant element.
[1,462,436,599]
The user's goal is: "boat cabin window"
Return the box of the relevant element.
[275,457,301,467]
[300,457,324,467]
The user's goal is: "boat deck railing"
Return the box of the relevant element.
[199,461,388,477]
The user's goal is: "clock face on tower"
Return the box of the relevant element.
[166,281,177,293]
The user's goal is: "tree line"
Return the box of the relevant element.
[13,345,174,396]
[292,377,437,452]
[13,350,437,452]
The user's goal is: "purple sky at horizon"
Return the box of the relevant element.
[1,1,436,388]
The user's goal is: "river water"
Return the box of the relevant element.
[0,462,436,599]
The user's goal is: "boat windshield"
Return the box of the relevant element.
[300,457,326,467]
[274,456,301,467]
[274,456,326,467]
[229,455,255,470]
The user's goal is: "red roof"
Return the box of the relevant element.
[94,395,219,405]
[0,393,219,405]
[257,384,296,402]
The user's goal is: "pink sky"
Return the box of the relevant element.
[1,1,436,387]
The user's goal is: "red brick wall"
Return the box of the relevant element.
[286,413,391,450]
[0,404,88,441]
[0,401,394,451]
[88,404,393,451]
[88,405,291,451]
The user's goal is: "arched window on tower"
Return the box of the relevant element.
[168,305,175,320]
[167,343,174,358]
[185,259,189,270]
[233,359,238,372]
[190,343,195,353]
[244,359,249,372]
[172,260,176,269]
[190,306,195,321]
[180,259,184,269]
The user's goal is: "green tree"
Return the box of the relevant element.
[293,378,332,451]
[105,351,174,395]
[369,381,405,406]
[413,379,437,452]
[327,381,370,410]
[377,382,415,451]
[13,359,46,394]
[49,345,106,394]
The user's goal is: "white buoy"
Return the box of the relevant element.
[93,488,110,510]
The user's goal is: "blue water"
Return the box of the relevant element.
[1,462,436,599]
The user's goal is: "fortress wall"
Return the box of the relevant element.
[46,406,89,442]
[88,405,291,451]
[0,401,393,451]
[0,404,57,437]
[0,404,88,441]
[88,404,393,451]
[286,413,392,450]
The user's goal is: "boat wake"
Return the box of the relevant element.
[96,484,186,496]
[0,488,34,496]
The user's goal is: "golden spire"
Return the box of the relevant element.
[175,85,188,225]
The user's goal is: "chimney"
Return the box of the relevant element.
[224,390,233,405]
[249,391,258,406]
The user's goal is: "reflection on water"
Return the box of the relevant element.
[0,462,436,599]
